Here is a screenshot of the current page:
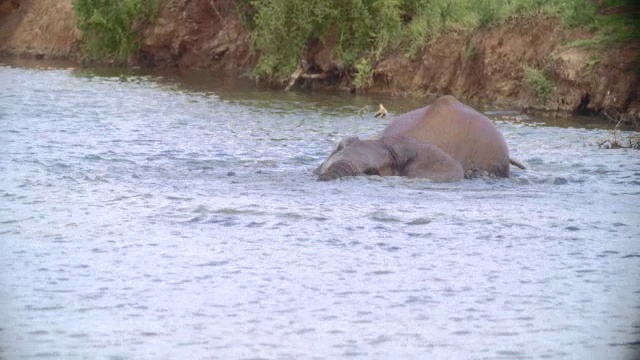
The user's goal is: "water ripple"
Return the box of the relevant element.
[1,63,638,360]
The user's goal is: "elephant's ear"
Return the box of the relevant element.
[387,137,464,182]
[326,136,360,163]
[314,136,360,175]
[335,136,359,152]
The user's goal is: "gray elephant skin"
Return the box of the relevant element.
[315,95,524,182]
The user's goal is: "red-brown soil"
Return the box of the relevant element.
[0,0,79,60]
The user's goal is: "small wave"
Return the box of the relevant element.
[105,194,147,203]
[514,172,587,186]
[366,270,394,276]
[608,340,640,348]
[24,305,65,311]
[166,195,193,201]
[406,217,431,225]
[211,207,267,216]
[33,352,61,358]
[240,159,278,168]
[82,174,109,183]
[0,216,35,225]
[196,260,230,267]
[369,210,402,223]
[83,154,103,161]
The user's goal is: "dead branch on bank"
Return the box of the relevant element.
[284,59,334,91]
[284,61,308,91]
[598,111,640,149]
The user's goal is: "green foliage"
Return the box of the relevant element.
[476,0,500,28]
[241,0,633,87]
[353,57,374,89]
[523,65,553,101]
[249,0,402,80]
[399,0,476,58]
[559,0,598,27]
[464,43,477,59]
[595,13,639,44]
[585,55,600,70]
[74,0,162,61]
[564,38,599,49]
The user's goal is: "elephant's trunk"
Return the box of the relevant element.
[317,160,356,181]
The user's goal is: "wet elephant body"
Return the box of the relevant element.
[316,95,521,182]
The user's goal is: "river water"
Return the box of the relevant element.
[1,63,638,360]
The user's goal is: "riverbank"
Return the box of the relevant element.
[1,0,637,125]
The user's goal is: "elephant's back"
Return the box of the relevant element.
[382,95,510,175]
[384,96,486,136]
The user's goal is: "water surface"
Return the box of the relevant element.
[1,63,639,360]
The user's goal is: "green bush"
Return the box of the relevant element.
[74,0,162,61]
[523,65,553,101]
[74,0,630,88]
[353,57,374,89]
[244,0,612,87]
[249,0,402,80]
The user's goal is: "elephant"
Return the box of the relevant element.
[315,95,525,182]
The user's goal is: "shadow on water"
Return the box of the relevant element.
[2,58,627,130]
[77,66,638,131]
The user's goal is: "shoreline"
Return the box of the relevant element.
[1,0,637,127]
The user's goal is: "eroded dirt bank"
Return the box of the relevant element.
[1,0,637,123]
[0,0,79,60]
[370,16,639,122]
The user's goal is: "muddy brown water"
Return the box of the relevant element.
[1,62,639,360]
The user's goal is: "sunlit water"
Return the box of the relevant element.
[1,63,638,360]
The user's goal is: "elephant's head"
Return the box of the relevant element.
[315,137,397,181]
[314,136,465,182]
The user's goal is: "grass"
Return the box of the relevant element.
[523,65,553,101]
[564,39,600,50]
[464,42,477,59]
[585,55,601,71]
